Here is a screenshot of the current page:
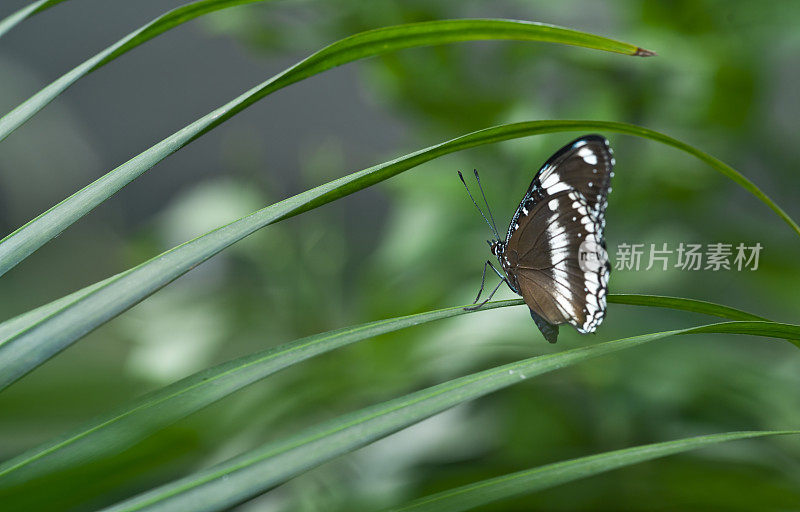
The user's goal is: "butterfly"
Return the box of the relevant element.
[459,135,614,343]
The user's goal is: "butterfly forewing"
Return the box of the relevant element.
[503,135,613,335]
[533,136,614,219]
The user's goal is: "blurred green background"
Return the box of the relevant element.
[1,0,800,510]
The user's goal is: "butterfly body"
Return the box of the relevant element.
[464,135,614,343]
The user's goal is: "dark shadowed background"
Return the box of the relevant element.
[1,1,799,510]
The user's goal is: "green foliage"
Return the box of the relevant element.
[0,0,68,38]
[0,0,276,142]
[84,323,800,512]
[389,430,800,512]
[0,1,798,511]
[2,118,793,392]
[0,300,518,489]
[0,18,650,277]
[2,295,786,502]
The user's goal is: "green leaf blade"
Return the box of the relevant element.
[0,0,68,39]
[0,299,519,489]
[0,0,274,143]
[389,431,800,512]
[95,321,799,512]
[0,19,652,276]
[0,295,773,490]
[608,294,769,321]
[2,120,795,391]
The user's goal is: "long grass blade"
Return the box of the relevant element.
[0,0,68,39]
[608,294,768,321]
[0,292,768,348]
[0,0,274,142]
[1,120,795,392]
[95,321,800,512]
[1,291,774,489]
[589,123,800,238]
[388,430,800,512]
[0,292,776,489]
[0,299,518,490]
[0,275,117,343]
[608,294,800,341]
[0,19,652,277]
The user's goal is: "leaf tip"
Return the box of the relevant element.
[633,47,657,57]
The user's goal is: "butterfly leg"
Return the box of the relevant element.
[469,260,508,305]
[486,260,515,293]
[470,260,491,304]
[465,278,505,311]
[466,261,512,311]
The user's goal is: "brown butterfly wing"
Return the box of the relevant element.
[503,136,613,334]
[506,191,602,329]
[533,136,614,219]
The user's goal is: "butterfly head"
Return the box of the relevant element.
[488,239,504,258]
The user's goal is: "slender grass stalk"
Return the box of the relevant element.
[0,19,652,277]
[0,288,768,350]
[95,321,800,512]
[387,430,800,512]
[0,0,275,142]
[0,295,777,490]
[0,0,68,39]
[0,275,117,342]
[607,294,768,321]
[0,120,794,392]
[0,300,517,489]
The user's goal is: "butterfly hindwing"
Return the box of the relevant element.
[508,191,606,331]
[530,310,559,344]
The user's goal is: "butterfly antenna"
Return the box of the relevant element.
[458,171,499,239]
[473,169,500,239]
